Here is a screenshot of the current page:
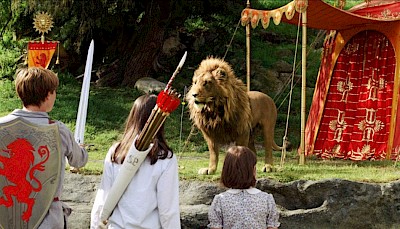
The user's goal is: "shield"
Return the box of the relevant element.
[0,117,61,229]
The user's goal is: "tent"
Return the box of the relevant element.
[241,0,400,160]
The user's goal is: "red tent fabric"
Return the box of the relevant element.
[302,1,400,160]
[241,0,400,160]
[313,30,395,160]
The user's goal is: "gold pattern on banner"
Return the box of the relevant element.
[329,110,347,142]
[261,11,270,29]
[364,8,400,19]
[332,144,341,157]
[350,144,374,159]
[273,10,282,26]
[240,1,299,29]
[361,145,373,157]
[251,10,260,28]
[357,109,384,142]
[367,74,385,101]
[323,31,337,57]
[337,77,353,102]
[344,43,359,55]
[382,9,391,18]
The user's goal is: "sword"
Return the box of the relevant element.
[74,39,94,144]
[100,51,187,225]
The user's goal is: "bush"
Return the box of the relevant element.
[0,31,27,79]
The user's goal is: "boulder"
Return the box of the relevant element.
[63,173,400,229]
[134,77,166,93]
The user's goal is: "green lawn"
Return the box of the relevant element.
[1,76,400,183]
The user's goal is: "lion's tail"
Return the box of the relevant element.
[30,145,50,192]
[272,139,292,151]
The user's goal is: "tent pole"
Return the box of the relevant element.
[246,0,251,91]
[299,11,307,165]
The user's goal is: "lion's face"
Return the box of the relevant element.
[186,58,234,112]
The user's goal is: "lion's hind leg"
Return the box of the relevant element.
[20,196,34,221]
[15,186,35,221]
[261,121,277,173]
[0,185,17,207]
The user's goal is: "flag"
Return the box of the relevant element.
[28,41,58,69]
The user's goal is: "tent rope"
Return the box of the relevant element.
[280,12,302,168]
[274,29,325,109]
[178,86,188,154]
[223,19,241,60]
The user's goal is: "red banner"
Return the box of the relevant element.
[28,41,58,69]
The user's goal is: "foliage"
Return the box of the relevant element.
[0,31,27,79]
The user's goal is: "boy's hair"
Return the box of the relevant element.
[15,67,59,107]
[221,146,257,189]
[112,94,173,165]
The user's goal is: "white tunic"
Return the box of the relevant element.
[91,144,181,229]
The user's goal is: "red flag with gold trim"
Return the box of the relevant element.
[28,41,58,69]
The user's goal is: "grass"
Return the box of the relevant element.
[177,150,400,183]
[1,76,400,184]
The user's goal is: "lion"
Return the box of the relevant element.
[186,57,286,175]
[0,138,49,221]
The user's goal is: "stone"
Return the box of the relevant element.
[62,173,400,229]
[134,77,166,93]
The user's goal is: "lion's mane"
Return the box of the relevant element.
[187,57,252,144]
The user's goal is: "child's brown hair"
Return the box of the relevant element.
[15,67,59,107]
[221,146,257,189]
[112,94,172,165]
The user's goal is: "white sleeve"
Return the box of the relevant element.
[90,147,115,229]
[157,154,181,229]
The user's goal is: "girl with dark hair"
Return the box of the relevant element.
[208,146,280,229]
[91,94,180,229]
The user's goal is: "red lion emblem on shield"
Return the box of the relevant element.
[0,138,50,222]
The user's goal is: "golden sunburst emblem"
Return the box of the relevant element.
[33,12,54,35]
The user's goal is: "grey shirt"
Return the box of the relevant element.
[0,109,88,229]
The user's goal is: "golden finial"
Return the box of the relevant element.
[33,12,54,43]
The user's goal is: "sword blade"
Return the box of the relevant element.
[74,39,94,144]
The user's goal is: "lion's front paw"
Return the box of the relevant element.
[262,164,277,173]
[198,168,216,175]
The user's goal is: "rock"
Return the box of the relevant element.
[134,77,166,93]
[273,60,293,73]
[62,172,400,229]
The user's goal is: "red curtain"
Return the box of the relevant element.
[313,30,395,160]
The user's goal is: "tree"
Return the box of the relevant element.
[4,0,248,86]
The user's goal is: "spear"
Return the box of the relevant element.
[136,51,187,150]
[100,51,187,224]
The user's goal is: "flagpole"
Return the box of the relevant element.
[246,0,251,92]
[299,10,307,165]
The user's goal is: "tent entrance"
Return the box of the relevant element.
[313,30,396,160]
